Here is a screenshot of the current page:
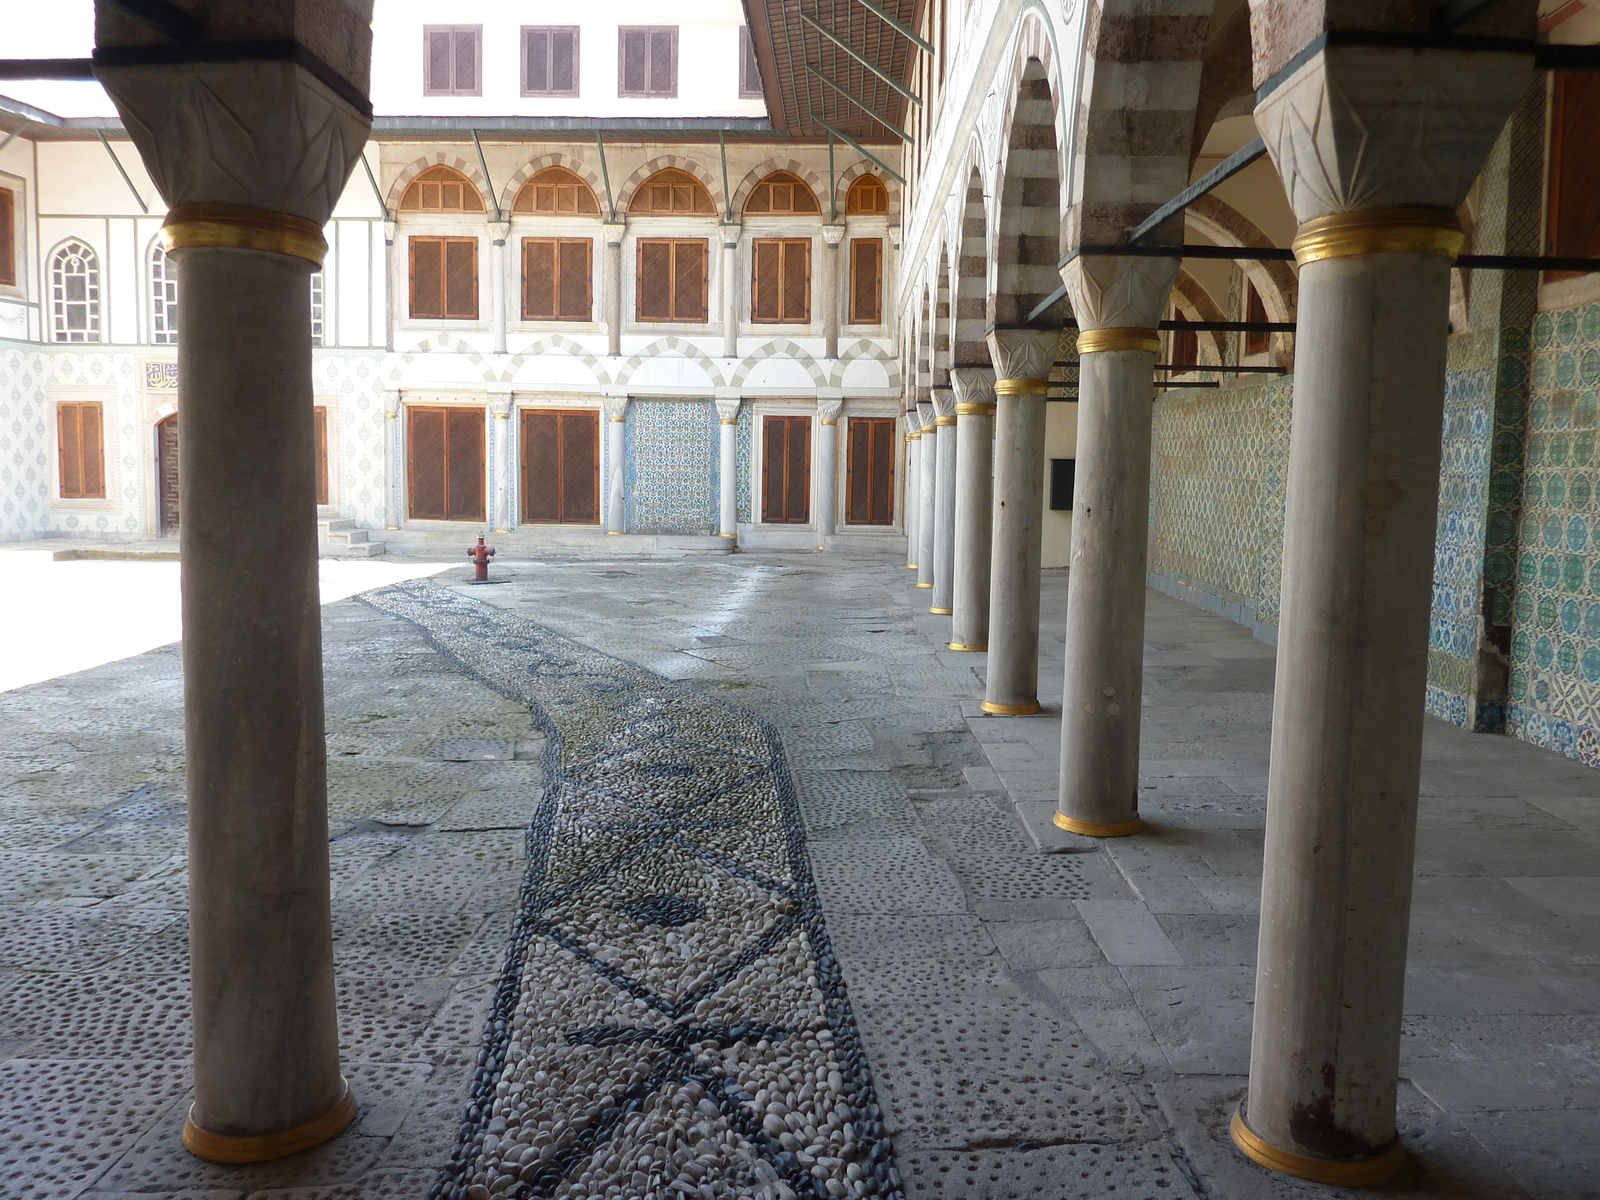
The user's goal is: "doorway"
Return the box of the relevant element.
[156,414,179,536]
[761,414,811,524]
[521,408,599,524]
[845,416,895,525]
[407,405,486,521]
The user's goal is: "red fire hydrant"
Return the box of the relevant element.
[467,535,496,582]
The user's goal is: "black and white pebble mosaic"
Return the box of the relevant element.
[363,582,901,1200]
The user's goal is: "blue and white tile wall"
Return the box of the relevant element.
[0,341,49,538]
[624,399,718,536]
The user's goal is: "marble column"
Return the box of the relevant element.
[97,8,371,1161]
[948,366,996,651]
[815,397,843,548]
[601,392,629,533]
[915,398,937,590]
[1235,37,1533,1187]
[488,389,514,531]
[603,221,625,357]
[490,220,509,355]
[821,223,844,360]
[715,395,740,541]
[982,327,1055,714]
[721,223,741,359]
[383,386,403,530]
[929,386,957,615]
[903,406,922,569]
[1054,256,1179,836]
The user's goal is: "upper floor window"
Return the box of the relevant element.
[410,237,479,320]
[847,175,890,215]
[514,167,600,216]
[628,169,715,216]
[745,171,820,216]
[849,239,883,324]
[400,165,486,213]
[739,27,763,99]
[150,243,178,344]
[636,239,708,323]
[425,26,481,96]
[50,240,101,343]
[0,187,15,288]
[619,26,677,98]
[752,239,811,324]
[523,238,593,322]
[310,270,325,347]
[523,26,579,97]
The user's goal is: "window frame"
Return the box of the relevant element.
[848,238,883,326]
[521,236,594,322]
[739,26,763,99]
[750,237,812,325]
[424,25,483,97]
[0,186,15,290]
[634,238,709,324]
[50,239,102,344]
[150,241,178,344]
[408,235,480,321]
[520,407,601,525]
[844,415,896,527]
[522,25,581,98]
[406,404,487,522]
[760,413,813,525]
[55,399,107,501]
[618,26,678,99]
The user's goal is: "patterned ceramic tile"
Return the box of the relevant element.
[625,399,719,536]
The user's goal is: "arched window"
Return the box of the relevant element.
[150,243,178,344]
[310,270,325,346]
[744,171,819,215]
[846,174,889,215]
[399,165,486,213]
[627,168,715,216]
[514,166,601,215]
[50,241,101,343]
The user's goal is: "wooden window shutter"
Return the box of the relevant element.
[674,240,707,321]
[868,419,892,524]
[752,240,782,322]
[444,238,478,319]
[0,188,13,288]
[446,408,485,520]
[1549,71,1600,276]
[408,407,448,519]
[410,238,444,318]
[524,27,550,92]
[650,28,677,96]
[552,28,577,93]
[453,29,478,92]
[427,30,453,92]
[638,240,673,320]
[785,416,810,520]
[80,403,104,499]
[558,240,592,320]
[524,239,557,319]
[762,416,786,521]
[850,239,882,324]
[521,409,599,524]
[58,404,83,498]
[562,411,599,523]
[762,416,811,523]
[620,28,648,94]
[781,240,810,322]
[521,410,561,522]
[314,407,329,505]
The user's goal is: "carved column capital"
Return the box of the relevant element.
[916,400,936,427]
[1254,45,1535,223]
[603,221,627,247]
[714,396,742,423]
[1059,256,1178,334]
[984,328,1058,381]
[487,390,513,418]
[950,366,997,407]
[905,407,923,433]
[817,399,844,424]
[821,223,845,248]
[489,220,510,248]
[720,221,741,248]
[383,387,402,416]
[601,393,630,422]
[930,387,955,420]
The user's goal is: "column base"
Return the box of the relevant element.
[981,700,1041,715]
[929,606,953,615]
[606,531,624,536]
[1230,1108,1406,1188]
[184,1079,356,1164]
[915,582,933,589]
[719,533,737,538]
[1053,811,1142,838]
[948,642,987,651]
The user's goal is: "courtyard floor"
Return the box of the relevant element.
[0,548,1596,1199]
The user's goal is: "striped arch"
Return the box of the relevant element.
[1170,271,1228,366]
[932,246,951,388]
[832,159,902,221]
[728,340,826,388]
[616,337,728,388]
[828,340,902,388]
[729,158,829,217]
[387,153,491,215]
[613,156,725,218]
[1186,194,1298,322]
[992,50,1065,327]
[953,165,991,366]
[500,153,609,219]
[500,334,611,385]
[383,333,495,384]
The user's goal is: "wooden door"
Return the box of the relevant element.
[762,415,811,524]
[845,417,895,525]
[313,407,329,505]
[157,414,180,536]
[407,405,485,521]
[520,408,599,524]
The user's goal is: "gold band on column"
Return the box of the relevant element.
[906,563,919,569]
[981,700,1041,715]
[915,581,933,588]
[160,204,328,266]
[1292,207,1465,266]
[948,641,987,651]
[721,418,737,425]
[955,402,997,415]
[907,432,921,441]
[1076,327,1160,355]
[994,378,1050,396]
[1053,811,1142,837]
[820,418,838,426]
[610,417,626,423]
[1230,1109,1406,1187]
[933,415,956,426]
[183,1079,356,1164]
[929,606,953,614]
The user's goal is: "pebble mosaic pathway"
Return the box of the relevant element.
[363,581,899,1200]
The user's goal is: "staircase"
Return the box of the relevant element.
[319,518,386,558]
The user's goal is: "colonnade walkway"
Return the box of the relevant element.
[0,549,1595,1198]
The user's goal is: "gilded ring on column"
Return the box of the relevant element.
[820,418,838,426]
[993,378,1050,396]
[948,641,987,651]
[955,402,997,415]
[720,418,738,425]
[183,1078,356,1164]
[1052,811,1142,838]
[933,415,956,426]
[929,606,953,615]
[1291,207,1465,266]
[1230,1108,1407,1186]
[980,700,1042,715]
[1075,328,1160,356]
[160,204,328,266]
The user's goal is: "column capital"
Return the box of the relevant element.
[383,387,402,416]
[603,221,627,246]
[600,393,630,422]
[489,220,510,246]
[821,223,845,248]
[985,328,1058,381]
[905,407,923,433]
[714,396,742,422]
[916,399,936,426]
[818,399,844,423]
[930,387,955,420]
[1254,44,1535,224]
[1059,256,1178,334]
[950,366,997,407]
[487,390,513,418]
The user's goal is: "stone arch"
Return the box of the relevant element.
[932,246,951,387]
[828,340,901,388]
[953,164,991,366]
[382,333,495,385]
[614,156,724,217]
[1185,193,1296,366]
[501,153,608,219]
[992,52,1065,328]
[1170,270,1228,366]
[833,160,901,221]
[388,154,490,214]
[730,159,828,217]
[728,339,826,389]
[500,335,610,385]
[617,337,728,388]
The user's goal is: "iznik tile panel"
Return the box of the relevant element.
[625,399,719,536]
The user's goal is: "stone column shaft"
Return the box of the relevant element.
[903,408,921,569]
[949,367,996,650]
[822,224,844,360]
[604,222,625,357]
[722,225,740,359]
[490,221,509,355]
[603,394,628,533]
[916,400,937,590]
[816,398,842,547]
[384,388,402,529]
[489,393,514,531]
[929,387,957,614]
[716,397,740,540]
